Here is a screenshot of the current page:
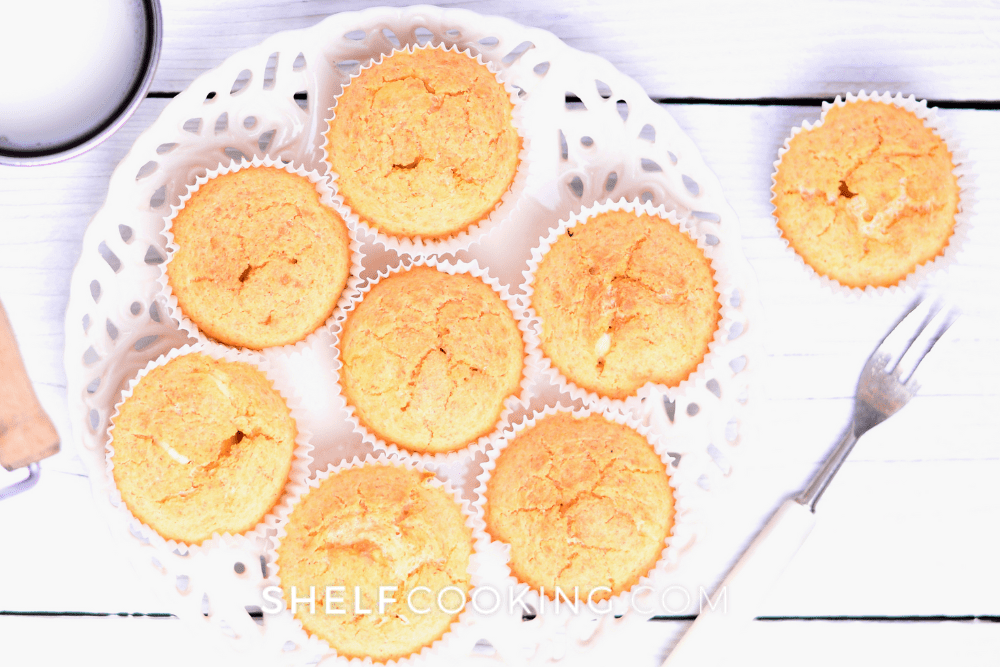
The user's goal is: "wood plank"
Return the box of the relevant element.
[723,619,1000,667]
[3,103,997,476]
[2,2,999,662]
[0,468,167,613]
[0,616,236,667]
[146,0,1000,101]
[758,395,1000,463]
[3,459,998,616]
[0,99,171,480]
[1,614,999,667]
[1,81,998,630]
[758,460,1000,616]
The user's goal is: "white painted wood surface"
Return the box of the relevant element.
[2,1,999,665]
[148,0,1000,100]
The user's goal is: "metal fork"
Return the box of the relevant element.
[795,298,956,511]
[663,297,956,667]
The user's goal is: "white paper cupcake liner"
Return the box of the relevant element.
[104,341,314,556]
[770,90,974,298]
[470,402,694,624]
[266,453,487,667]
[158,155,365,355]
[520,197,736,415]
[320,42,531,258]
[331,255,539,467]
[68,7,768,662]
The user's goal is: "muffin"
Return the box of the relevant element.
[338,265,524,455]
[324,46,521,239]
[276,463,473,662]
[109,352,297,545]
[772,98,960,288]
[529,207,719,400]
[166,165,353,349]
[483,410,674,601]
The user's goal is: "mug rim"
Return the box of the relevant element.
[0,0,163,167]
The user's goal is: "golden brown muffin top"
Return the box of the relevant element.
[772,100,959,288]
[531,209,719,399]
[166,166,352,349]
[339,265,524,454]
[324,47,521,239]
[277,464,472,662]
[110,353,297,545]
[484,411,674,601]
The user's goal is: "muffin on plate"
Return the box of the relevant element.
[165,165,352,349]
[276,463,473,662]
[338,264,524,455]
[324,46,521,240]
[109,352,297,545]
[529,206,719,400]
[483,410,675,601]
[771,97,960,288]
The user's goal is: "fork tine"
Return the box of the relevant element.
[894,303,958,383]
[875,297,935,371]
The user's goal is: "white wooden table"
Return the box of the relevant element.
[2,1,999,665]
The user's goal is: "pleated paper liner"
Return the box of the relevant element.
[470,402,695,625]
[769,90,973,298]
[104,341,314,557]
[266,453,489,667]
[330,255,540,468]
[319,42,531,258]
[520,197,738,414]
[158,156,365,356]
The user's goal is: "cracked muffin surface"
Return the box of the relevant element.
[338,266,524,454]
[483,411,674,601]
[276,464,472,662]
[324,47,521,239]
[166,166,351,349]
[109,353,297,545]
[772,100,959,288]
[531,209,719,400]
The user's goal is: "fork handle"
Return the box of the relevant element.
[662,498,816,667]
[797,427,859,511]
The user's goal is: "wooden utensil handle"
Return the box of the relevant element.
[0,299,59,471]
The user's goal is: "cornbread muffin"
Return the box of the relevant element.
[531,209,719,399]
[339,265,524,454]
[277,464,473,662]
[110,353,297,545]
[325,47,521,239]
[484,411,674,601]
[166,166,352,349]
[772,100,960,288]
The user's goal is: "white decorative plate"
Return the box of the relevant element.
[64,5,763,665]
